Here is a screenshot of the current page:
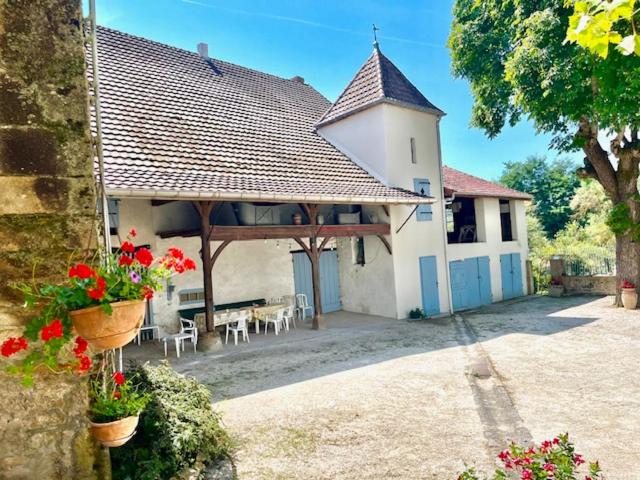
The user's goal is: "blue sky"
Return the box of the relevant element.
[88,0,579,180]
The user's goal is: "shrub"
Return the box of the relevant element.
[111,362,233,480]
[457,433,602,480]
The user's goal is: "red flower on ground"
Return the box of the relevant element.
[183,257,196,271]
[118,255,134,267]
[69,263,94,280]
[41,319,64,342]
[121,241,135,253]
[112,371,125,385]
[167,247,184,260]
[1,337,28,357]
[129,228,137,238]
[77,354,92,372]
[87,276,107,300]
[135,248,153,267]
[73,336,88,356]
[142,286,154,300]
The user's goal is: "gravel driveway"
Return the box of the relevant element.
[148,296,639,479]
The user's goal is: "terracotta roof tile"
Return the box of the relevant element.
[87,27,432,204]
[317,46,444,126]
[442,166,531,200]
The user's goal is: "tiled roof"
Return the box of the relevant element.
[316,46,444,127]
[87,27,433,205]
[442,166,532,200]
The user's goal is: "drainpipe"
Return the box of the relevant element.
[436,118,454,314]
[89,0,112,254]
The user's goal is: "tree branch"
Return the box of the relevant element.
[578,118,618,199]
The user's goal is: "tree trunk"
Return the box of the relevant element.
[615,233,640,305]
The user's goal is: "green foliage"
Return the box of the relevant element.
[566,0,640,58]
[499,156,579,236]
[408,307,425,319]
[449,0,640,149]
[111,362,233,480]
[606,201,640,241]
[89,373,151,424]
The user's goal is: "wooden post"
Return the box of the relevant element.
[297,204,325,330]
[195,201,215,332]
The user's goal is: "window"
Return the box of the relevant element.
[410,137,417,164]
[446,197,478,244]
[351,237,366,266]
[179,289,205,305]
[413,178,432,221]
[500,199,515,241]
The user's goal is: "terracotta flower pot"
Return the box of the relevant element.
[90,415,139,448]
[621,288,637,310]
[548,285,564,297]
[70,300,146,350]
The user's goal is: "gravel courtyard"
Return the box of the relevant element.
[133,296,640,479]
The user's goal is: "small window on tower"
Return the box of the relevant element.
[410,137,417,164]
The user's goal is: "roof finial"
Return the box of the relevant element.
[372,23,380,51]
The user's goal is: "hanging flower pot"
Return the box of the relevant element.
[70,300,146,350]
[90,414,139,448]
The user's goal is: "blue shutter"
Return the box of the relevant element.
[413,178,432,221]
[419,256,440,316]
[477,256,492,305]
[500,254,513,300]
[511,253,523,297]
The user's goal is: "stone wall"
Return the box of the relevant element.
[0,1,105,478]
[562,275,617,296]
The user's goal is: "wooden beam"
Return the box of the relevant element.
[381,205,390,217]
[308,235,324,330]
[377,235,392,255]
[158,224,391,240]
[318,236,332,254]
[195,201,216,332]
[210,240,232,270]
[293,237,312,259]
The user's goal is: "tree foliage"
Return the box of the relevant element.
[566,0,640,58]
[499,155,579,237]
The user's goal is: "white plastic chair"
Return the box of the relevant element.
[296,294,313,322]
[282,305,296,331]
[225,311,250,345]
[178,318,198,352]
[264,308,284,335]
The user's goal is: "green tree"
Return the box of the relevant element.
[499,156,579,237]
[449,0,640,294]
[566,0,640,58]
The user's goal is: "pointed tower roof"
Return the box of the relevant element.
[316,46,444,127]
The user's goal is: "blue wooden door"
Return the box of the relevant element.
[449,260,469,311]
[500,254,514,300]
[501,253,523,300]
[419,256,440,316]
[292,250,342,314]
[450,256,492,312]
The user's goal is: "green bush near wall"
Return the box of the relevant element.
[111,362,233,480]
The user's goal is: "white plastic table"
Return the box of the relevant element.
[162,333,194,358]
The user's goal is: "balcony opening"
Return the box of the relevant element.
[446,197,477,244]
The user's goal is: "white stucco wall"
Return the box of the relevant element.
[446,198,528,302]
[337,206,396,318]
[111,199,295,336]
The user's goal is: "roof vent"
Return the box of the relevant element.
[197,42,209,59]
[291,75,305,84]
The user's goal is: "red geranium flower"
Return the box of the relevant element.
[87,276,107,300]
[521,470,533,480]
[73,336,88,356]
[69,263,94,280]
[173,262,186,274]
[183,258,196,271]
[574,454,585,466]
[121,241,135,253]
[113,391,122,399]
[41,319,64,342]
[135,248,153,267]
[119,254,134,267]
[129,228,137,238]
[77,354,92,372]
[543,463,556,473]
[1,337,28,357]
[167,247,184,260]
[112,371,125,385]
[142,286,154,300]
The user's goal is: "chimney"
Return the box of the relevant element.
[291,75,305,84]
[197,42,209,59]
